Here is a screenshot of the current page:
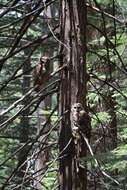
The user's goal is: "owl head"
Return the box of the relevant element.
[71,103,83,113]
[40,56,50,73]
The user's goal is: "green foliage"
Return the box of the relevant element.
[96,0,111,5]
[104,145,127,174]
[92,111,111,128]
[43,169,57,189]
[0,0,127,189]
[0,138,18,185]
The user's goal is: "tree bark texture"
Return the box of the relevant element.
[59,0,88,189]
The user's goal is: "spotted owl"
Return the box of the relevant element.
[71,103,91,140]
[33,56,50,92]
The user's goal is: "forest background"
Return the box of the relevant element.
[0,0,127,190]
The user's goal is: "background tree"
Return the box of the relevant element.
[0,0,127,190]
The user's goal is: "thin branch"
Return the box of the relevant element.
[92,73,127,100]
[0,24,59,71]
[82,133,120,186]
[86,2,124,24]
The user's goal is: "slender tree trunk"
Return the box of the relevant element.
[34,102,49,190]
[108,94,117,148]
[34,50,52,189]
[17,2,32,182]
[17,50,31,183]
[59,0,88,189]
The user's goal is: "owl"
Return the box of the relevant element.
[71,103,91,158]
[71,103,91,141]
[33,56,50,92]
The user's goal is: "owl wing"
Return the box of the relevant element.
[79,113,91,140]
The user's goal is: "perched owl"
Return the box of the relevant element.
[71,103,91,157]
[71,103,91,141]
[33,56,50,92]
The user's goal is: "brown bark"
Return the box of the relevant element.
[59,0,88,189]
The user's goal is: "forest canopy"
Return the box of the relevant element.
[0,0,127,190]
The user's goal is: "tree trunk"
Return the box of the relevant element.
[34,50,52,190]
[17,50,31,184]
[34,102,49,190]
[59,0,88,189]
